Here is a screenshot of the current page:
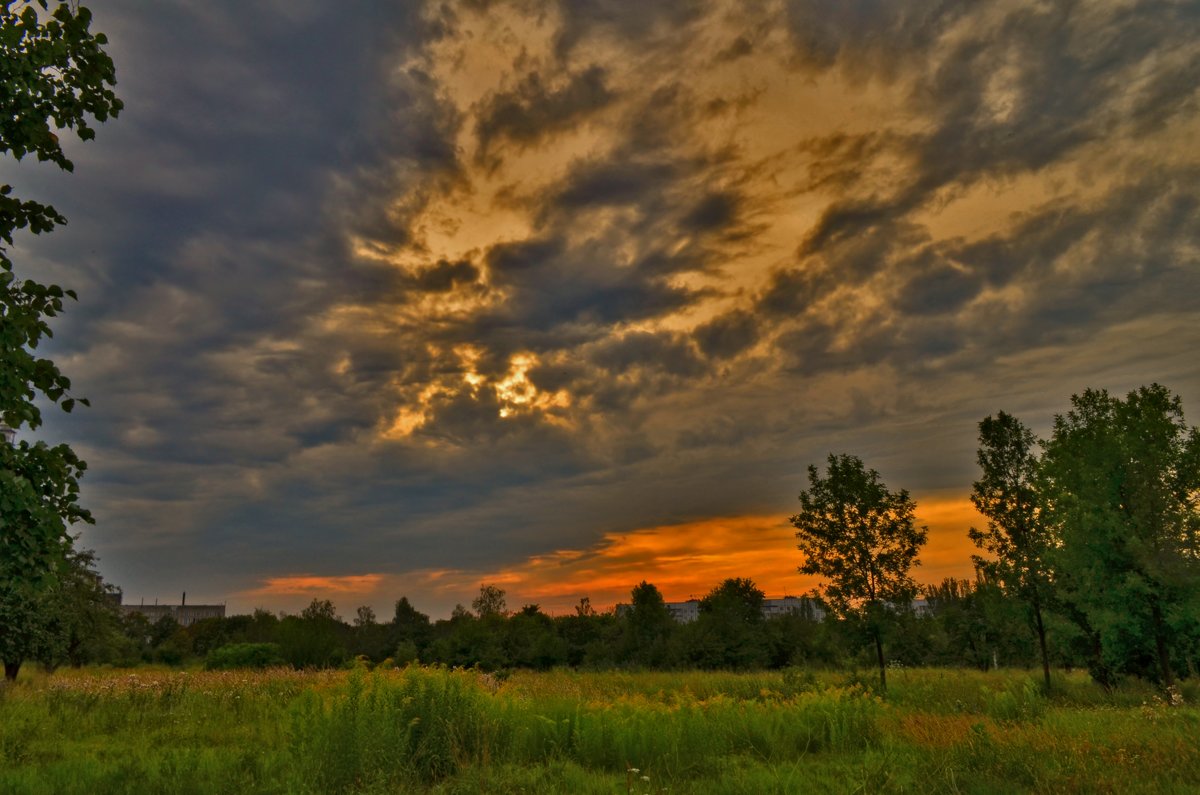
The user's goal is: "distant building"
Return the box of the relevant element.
[117,592,225,627]
[666,600,700,623]
[761,596,826,622]
[615,596,827,623]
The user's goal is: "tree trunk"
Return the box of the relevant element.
[874,630,887,694]
[1033,598,1051,690]
[1150,601,1175,689]
[4,660,20,682]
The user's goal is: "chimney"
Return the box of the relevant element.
[182,591,186,606]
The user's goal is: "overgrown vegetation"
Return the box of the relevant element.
[1,666,1197,793]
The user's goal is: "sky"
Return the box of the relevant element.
[4,0,1198,619]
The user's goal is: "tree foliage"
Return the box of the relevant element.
[792,453,927,691]
[969,411,1054,687]
[621,580,673,666]
[0,545,121,677]
[0,0,121,680]
[1040,384,1200,686]
[472,583,507,619]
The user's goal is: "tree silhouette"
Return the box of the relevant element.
[969,411,1054,688]
[792,454,926,692]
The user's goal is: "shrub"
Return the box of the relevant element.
[205,643,286,670]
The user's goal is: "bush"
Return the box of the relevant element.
[205,643,286,670]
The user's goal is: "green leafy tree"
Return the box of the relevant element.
[349,604,391,661]
[0,545,120,678]
[791,453,927,692]
[1,0,122,681]
[1040,384,1200,687]
[471,583,507,618]
[556,597,616,667]
[620,581,674,667]
[279,600,347,669]
[38,546,122,668]
[680,578,769,669]
[184,617,228,659]
[503,605,567,670]
[388,596,431,659]
[426,605,507,670]
[969,412,1054,687]
[300,598,338,622]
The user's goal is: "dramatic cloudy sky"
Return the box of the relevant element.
[5,0,1198,617]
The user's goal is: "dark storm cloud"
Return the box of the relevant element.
[588,331,705,379]
[715,35,754,63]
[680,192,741,235]
[694,310,760,360]
[9,0,1198,611]
[552,156,685,211]
[784,0,966,77]
[475,65,616,162]
[480,235,700,336]
[552,0,707,58]
[894,259,983,317]
[410,258,482,293]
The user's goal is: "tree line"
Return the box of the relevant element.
[0,574,1076,678]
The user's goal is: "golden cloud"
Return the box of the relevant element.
[242,573,385,597]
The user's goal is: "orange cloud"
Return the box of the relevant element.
[242,573,385,597]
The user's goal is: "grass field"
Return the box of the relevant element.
[1,665,1198,793]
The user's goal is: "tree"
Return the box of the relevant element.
[349,605,392,661]
[280,599,346,669]
[1040,384,1200,687]
[503,605,567,670]
[682,578,769,669]
[1,1,122,681]
[37,546,122,668]
[619,581,675,667]
[557,597,615,667]
[301,598,339,622]
[388,596,431,657]
[791,453,927,692]
[969,412,1054,688]
[472,583,507,618]
[0,543,121,678]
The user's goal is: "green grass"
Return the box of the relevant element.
[1,665,1197,793]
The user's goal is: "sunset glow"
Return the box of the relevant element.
[236,496,983,617]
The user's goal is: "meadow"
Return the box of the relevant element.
[1,665,1198,794]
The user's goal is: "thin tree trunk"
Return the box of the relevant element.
[1033,597,1051,690]
[1150,601,1175,689]
[874,630,887,694]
